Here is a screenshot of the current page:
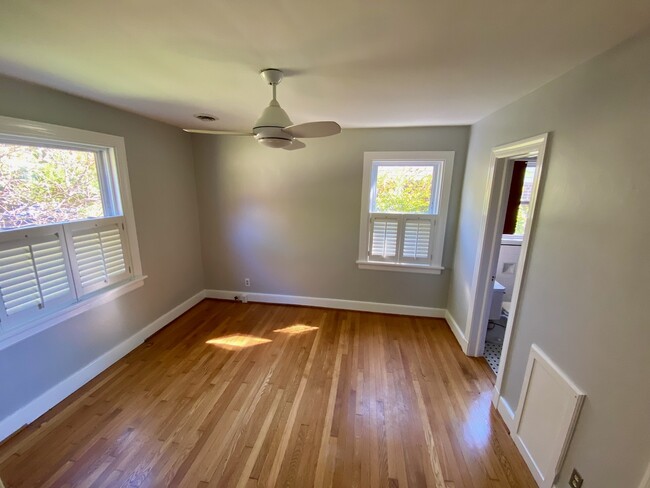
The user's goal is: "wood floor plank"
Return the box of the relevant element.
[0,300,537,488]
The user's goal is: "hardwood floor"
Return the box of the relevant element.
[0,300,536,487]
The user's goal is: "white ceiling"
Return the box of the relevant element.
[0,1,649,130]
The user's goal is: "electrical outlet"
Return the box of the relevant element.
[569,469,583,488]
[244,278,251,287]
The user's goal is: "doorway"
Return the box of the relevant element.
[483,158,537,374]
[464,134,548,401]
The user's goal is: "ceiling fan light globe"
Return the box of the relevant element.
[258,138,292,149]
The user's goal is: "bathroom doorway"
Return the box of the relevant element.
[464,134,548,396]
[484,159,537,374]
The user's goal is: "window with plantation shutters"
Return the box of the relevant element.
[0,115,143,347]
[358,152,454,274]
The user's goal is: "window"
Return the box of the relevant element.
[0,115,143,347]
[357,151,454,274]
[502,161,536,243]
[515,164,536,235]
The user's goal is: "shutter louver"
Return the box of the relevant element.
[69,219,130,296]
[370,218,399,259]
[0,231,74,324]
[402,219,432,260]
[33,239,71,303]
[101,228,126,278]
[0,246,40,315]
[73,233,106,288]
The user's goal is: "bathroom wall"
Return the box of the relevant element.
[495,243,521,301]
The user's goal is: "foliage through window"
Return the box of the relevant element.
[374,165,435,214]
[358,152,454,273]
[0,144,105,229]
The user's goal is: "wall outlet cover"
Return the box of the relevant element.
[569,469,583,488]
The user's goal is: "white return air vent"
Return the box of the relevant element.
[511,344,585,487]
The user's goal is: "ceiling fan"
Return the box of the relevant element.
[184,69,341,150]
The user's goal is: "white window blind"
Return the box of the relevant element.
[66,218,131,297]
[0,227,75,328]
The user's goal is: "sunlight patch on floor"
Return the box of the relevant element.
[462,394,492,450]
[206,334,272,350]
[273,324,319,334]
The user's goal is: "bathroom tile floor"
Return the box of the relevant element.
[484,342,503,374]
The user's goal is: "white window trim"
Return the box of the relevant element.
[0,115,145,350]
[357,151,454,274]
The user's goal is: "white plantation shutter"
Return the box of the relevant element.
[369,217,399,260]
[66,218,131,296]
[0,227,75,327]
[366,215,436,266]
[402,218,434,263]
[0,246,40,316]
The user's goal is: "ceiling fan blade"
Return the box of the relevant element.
[283,139,306,151]
[183,129,252,135]
[283,121,341,138]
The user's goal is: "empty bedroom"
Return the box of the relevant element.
[0,1,649,487]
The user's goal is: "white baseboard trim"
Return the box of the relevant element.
[444,310,468,352]
[0,290,206,443]
[495,393,516,432]
[205,289,445,318]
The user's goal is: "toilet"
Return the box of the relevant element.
[490,281,506,320]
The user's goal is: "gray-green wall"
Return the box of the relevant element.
[192,127,469,308]
[448,29,650,488]
[0,75,205,419]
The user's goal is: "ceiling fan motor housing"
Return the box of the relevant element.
[253,99,294,148]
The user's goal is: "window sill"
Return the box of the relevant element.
[501,235,523,245]
[0,276,147,351]
[356,260,444,275]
